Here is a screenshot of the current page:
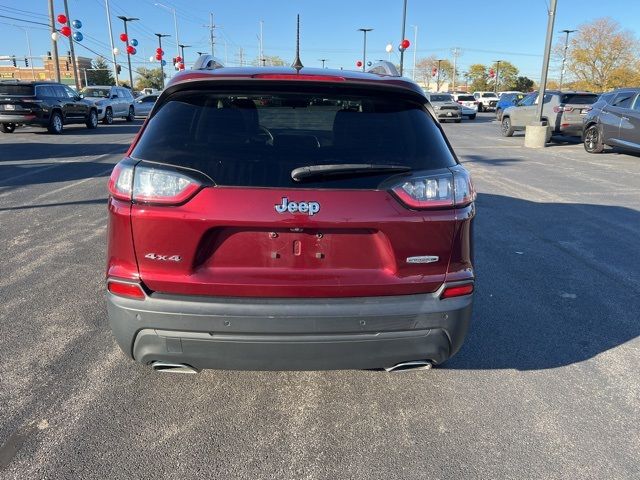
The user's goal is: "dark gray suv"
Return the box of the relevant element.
[583,89,640,154]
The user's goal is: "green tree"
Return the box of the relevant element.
[555,17,640,91]
[86,57,115,86]
[251,55,286,67]
[468,64,489,91]
[512,76,534,92]
[134,67,165,91]
[493,61,518,91]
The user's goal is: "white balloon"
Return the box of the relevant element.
[51,32,59,41]
[113,47,120,55]
[149,56,155,62]
[385,43,393,53]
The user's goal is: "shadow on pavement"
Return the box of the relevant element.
[0,143,128,162]
[447,193,640,371]
[0,161,113,188]
[0,198,106,211]
[460,154,522,167]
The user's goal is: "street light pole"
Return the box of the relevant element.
[535,0,558,123]
[399,0,407,75]
[104,0,119,85]
[411,25,418,81]
[155,33,170,89]
[358,28,372,72]
[559,29,577,90]
[178,44,191,66]
[117,16,138,90]
[155,3,180,58]
[493,60,502,93]
[319,59,327,68]
[13,26,36,80]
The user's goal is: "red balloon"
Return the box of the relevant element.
[178,62,185,70]
[126,45,135,54]
[356,60,363,67]
[57,14,67,24]
[400,39,410,50]
[175,56,183,63]
[60,26,72,37]
[120,33,128,42]
[156,48,164,55]
[155,53,162,61]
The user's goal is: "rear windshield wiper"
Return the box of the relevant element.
[291,164,411,182]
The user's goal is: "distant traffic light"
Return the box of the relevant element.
[24,58,29,67]
[11,56,16,67]
[65,61,69,71]
[116,64,121,74]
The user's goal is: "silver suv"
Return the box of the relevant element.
[424,92,462,123]
[80,86,134,124]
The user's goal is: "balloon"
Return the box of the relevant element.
[131,39,138,47]
[126,45,135,54]
[155,54,162,61]
[72,19,82,29]
[72,32,83,42]
[400,39,410,50]
[120,33,128,42]
[51,32,59,41]
[57,14,67,24]
[60,26,72,37]
[149,56,155,62]
[113,47,120,55]
[385,43,393,53]
[156,48,163,55]
[175,56,182,63]
[161,59,167,66]
[356,60,363,67]
[367,61,372,67]
[177,62,184,70]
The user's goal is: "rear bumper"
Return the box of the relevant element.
[436,111,462,120]
[0,113,45,125]
[107,284,473,370]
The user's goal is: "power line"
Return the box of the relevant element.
[0,13,49,27]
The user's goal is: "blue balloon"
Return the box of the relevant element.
[72,31,83,42]
[161,59,166,66]
[72,19,82,29]
[130,39,138,47]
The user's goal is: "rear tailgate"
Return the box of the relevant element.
[560,93,599,129]
[131,187,456,297]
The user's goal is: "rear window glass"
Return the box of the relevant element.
[82,88,110,98]
[482,93,497,98]
[132,88,456,189]
[457,95,475,101]
[0,84,35,96]
[561,94,598,105]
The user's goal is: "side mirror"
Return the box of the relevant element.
[111,94,118,99]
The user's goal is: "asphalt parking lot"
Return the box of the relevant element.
[1,113,638,479]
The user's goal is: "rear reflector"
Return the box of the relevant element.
[107,280,146,299]
[441,283,474,299]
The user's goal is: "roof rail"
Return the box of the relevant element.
[366,61,400,77]
[192,54,225,71]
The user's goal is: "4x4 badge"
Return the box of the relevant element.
[275,197,320,216]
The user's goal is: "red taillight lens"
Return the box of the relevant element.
[132,165,202,205]
[391,165,475,210]
[107,280,146,299]
[108,162,134,201]
[441,283,474,299]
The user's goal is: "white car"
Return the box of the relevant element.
[473,91,500,112]
[452,93,478,120]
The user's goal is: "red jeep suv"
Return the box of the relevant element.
[106,59,475,373]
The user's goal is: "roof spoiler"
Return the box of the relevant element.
[192,54,225,71]
[365,61,400,77]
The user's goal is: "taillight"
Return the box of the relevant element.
[132,164,201,204]
[107,280,146,299]
[108,161,134,201]
[108,160,203,205]
[441,283,474,299]
[391,165,475,210]
[553,105,574,113]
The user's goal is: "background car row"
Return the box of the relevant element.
[0,80,157,134]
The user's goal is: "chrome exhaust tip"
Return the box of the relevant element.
[384,360,433,372]
[151,361,200,374]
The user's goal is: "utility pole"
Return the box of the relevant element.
[559,29,577,90]
[63,0,80,89]
[155,3,179,58]
[319,59,327,68]
[358,28,373,72]
[203,13,221,56]
[155,33,170,88]
[105,0,118,84]
[259,20,264,66]
[493,59,502,93]
[237,47,244,66]
[399,0,407,75]
[411,25,418,81]
[48,0,61,82]
[451,47,462,91]
[117,16,138,89]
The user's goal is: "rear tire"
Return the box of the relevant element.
[583,125,604,153]
[86,109,98,129]
[1,123,16,133]
[47,111,63,134]
[478,103,484,113]
[496,108,502,120]
[103,107,113,125]
[501,116,514,137]
[454,119,462,123]
[125,106,134,122]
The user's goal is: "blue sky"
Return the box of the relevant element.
[1,0,639,82]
